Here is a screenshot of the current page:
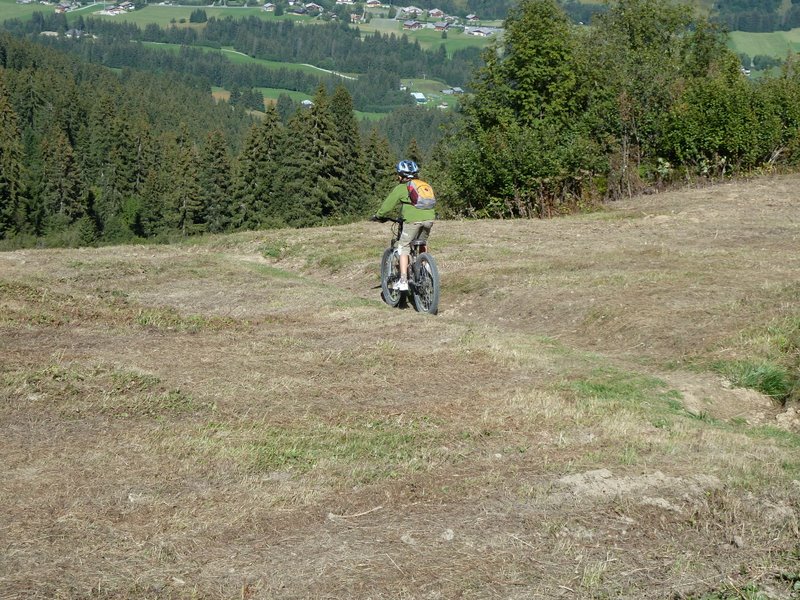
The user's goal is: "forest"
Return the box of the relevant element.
[0,30,417,247]
[2,0,800,247]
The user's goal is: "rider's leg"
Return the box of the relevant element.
[400,254,409,279]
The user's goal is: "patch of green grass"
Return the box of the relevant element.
[686,582,772,600]
[134,307,237,332]
[103,388,210,418]
[712,360,793,401]
[445,274,489,295]
[249,263,302,280]
[745,425,800,449]
[315,248,372,273]
[705,313,799,402]
[111,369,162,393]
[200,418,443,481]
[316,252,353,272]
[259,241,286,259]
[778,460,800,477]
[568,367,671,405]
[564,367,734,429]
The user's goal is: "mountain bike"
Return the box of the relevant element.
[378,217,440,315]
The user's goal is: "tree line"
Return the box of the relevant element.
[713,0,800,33]
[428,0,800,218]
[0,33,408,248]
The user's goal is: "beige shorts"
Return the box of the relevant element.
[396,221,433,256]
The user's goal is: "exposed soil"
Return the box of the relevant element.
[1,175,799,599]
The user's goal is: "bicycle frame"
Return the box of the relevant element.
[379,217,440,315]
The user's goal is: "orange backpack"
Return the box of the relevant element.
[406,179,436,210]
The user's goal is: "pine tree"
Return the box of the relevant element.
[248,88,265,112]
[279,85,345,226]
[0,75,25,239]
[199,130,233,233]
[76,190,100,246]
[329,84,370,216]
[165,124,205,236]
[363,127,397,205]
[229,85,242,107]
[139,167,169,238]
[405,137,422,165]
[231,106,285,229]
[39,127,83,231]
[275,93,296,123]
[78,93,139,239]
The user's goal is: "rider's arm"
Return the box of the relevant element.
[375,183,408,219]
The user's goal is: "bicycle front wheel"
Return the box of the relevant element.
[380,248,403,307]
[411,252,440,315]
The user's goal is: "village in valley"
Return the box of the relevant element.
[264,0,502,37]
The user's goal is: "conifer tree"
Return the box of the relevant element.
[231,106,285,228]
[0,76,24,238]
[329,84,370,216]
[275,93,296,123]
[39,127,83,230]
[279,85,345,225]
[76,190,100,246]
[199,130,234,233]
[166,124,205,236]
[405,137,422,165]
[77,93,139,238]
[363,127,396,203]
[139,166,169,238]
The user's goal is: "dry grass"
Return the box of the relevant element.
[1,175,799,599]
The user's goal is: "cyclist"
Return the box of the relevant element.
[371,160,435,291]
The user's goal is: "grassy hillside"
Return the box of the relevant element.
[1,175,799,598]
[728,28,800,58]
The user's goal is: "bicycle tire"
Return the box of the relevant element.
[380,247,403,307]
[411,252,440,315]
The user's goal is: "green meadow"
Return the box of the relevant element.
[143,42,335,77]
[0,0,61,21]
[728,28,800,58]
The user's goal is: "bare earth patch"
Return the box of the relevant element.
[1,175,799,599]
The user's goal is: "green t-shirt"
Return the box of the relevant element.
[376,182,436,222]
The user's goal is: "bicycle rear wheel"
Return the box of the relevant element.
[380,248,403,307]
[411,252,440,315]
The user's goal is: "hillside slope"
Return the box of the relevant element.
[1,175,799,599]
